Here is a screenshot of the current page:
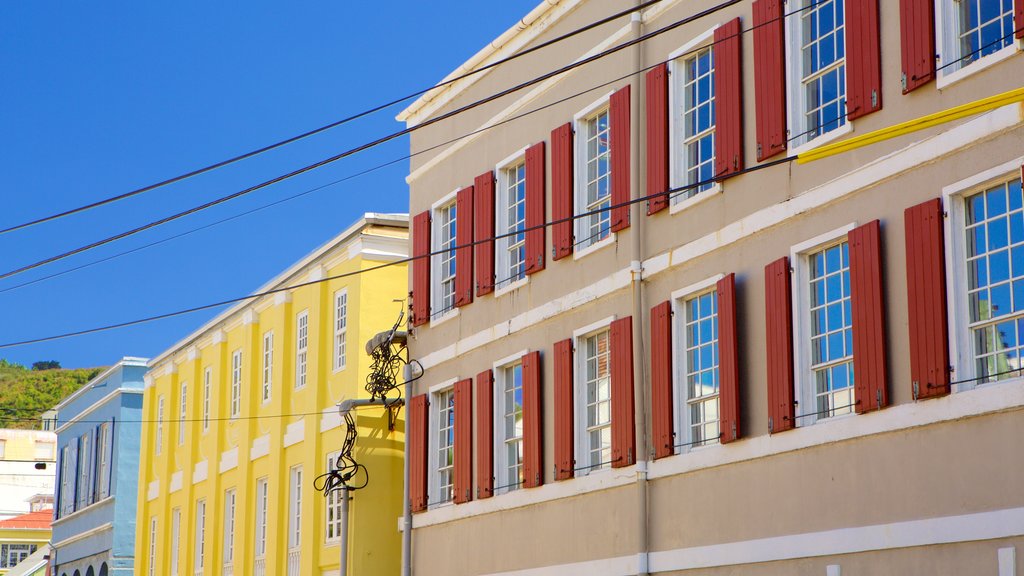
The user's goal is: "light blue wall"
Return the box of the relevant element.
[52,360,146,571]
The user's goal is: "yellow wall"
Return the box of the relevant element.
[0,529,50,576]
[135,222,407,576]
[0,430,55,462]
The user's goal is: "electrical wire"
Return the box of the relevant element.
[0,0,746,283]
[0,1,666,237]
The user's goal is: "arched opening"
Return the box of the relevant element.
[99,564,109,576]
[73,570,81,576]
[85,567,95,576]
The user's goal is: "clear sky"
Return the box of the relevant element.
[0,1,540,368]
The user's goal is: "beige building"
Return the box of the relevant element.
[398,0,1024,575]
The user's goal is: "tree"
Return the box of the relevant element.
[31,360,61,371]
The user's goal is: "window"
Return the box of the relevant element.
[575,106,612,250]
[672,44,716,201]
[334,290,348,371]
[495,363,524,492]
[679,289,721,448]
[156,395,165,453]
[262,331,273,403]
[223,488,236,567]
[230,350,242,418]
[254,477,268,559]
[431,387,455,504]
[35,440,54,461]
[59,444,75,517]
[789,0,847,147]
[326,453,343,542]
[195,499,206,574]
[433,199,458,319]
[148,516,157,576]
[578,329,612,472]
[97,422,111,499]
[202,367,211,433]
[0,545,37,569]
[939,0,1017,76]
[179,381,188,445]
[496,159,527,288]
[957,176,1024,385]
[0,440,6,459]
[170,507,181,576]
[288,466,303,550]
[799,239,855,420]
[296,310,308,388]
[78,432,92,509]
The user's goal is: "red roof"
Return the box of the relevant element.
[0,510,52,530]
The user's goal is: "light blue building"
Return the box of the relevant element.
[51,358,147,576]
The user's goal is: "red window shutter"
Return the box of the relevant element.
[717,273,742,443]
[453,378,473,504]
[646,64,670,215]
[455,187,474,308]
[848,220,889,413]
[525,142,547,275]
[553,338,574,480]
[476,370,494,499]
[409,394,429,512]
[522,351,543,488]
[905,199,951,399]
[752,0,788,161]
[475,172,496,296]
[714,18,745,179]
[650,301,674,459]
[610,85,632,233]
[846,0,883,119]
[551,123,575,260]
[610,316,636,468]
[1017,0,1024,39]
[764,257,795,433]
[898,0,936,93]
[411,211,431,327]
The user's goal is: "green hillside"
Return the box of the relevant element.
[0,360,104,429]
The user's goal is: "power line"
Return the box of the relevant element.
[0,0,744,283]
[0,1,665,237]
[0,155,796,351]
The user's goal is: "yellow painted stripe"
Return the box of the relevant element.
[797,86,1024,164]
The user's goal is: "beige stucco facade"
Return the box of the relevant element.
[401,0,1024,574]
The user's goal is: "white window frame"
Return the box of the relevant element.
[77,433,92,510]
[288,466,303,551]
[492,350,529,493]
[262,330,274,404]
[573,93,617,260]
[791,223,858,426]
[59,444,74,517]
[202,367,211,433]
[195,499,206,573]
[148,516,157,576]
[431,190,461,325]
[943,157,1024,391]
[573,316,616,475]
[671,275,725,453]
[428,379,457,505]
[935,0,1022,88]
[254,477,269,559]
[495,148,530,295]
[170,507,181,576]
[325,452,343,543]
[230,350,242,418]
[97,422,111,499]
[334,289,348,371]
[785,0,855,155]
[668,27,724,213]
[223,488,236,567]
[178,381,187,445]
[156,395,164,454]
[296,310,309,389]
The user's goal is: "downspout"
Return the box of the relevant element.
[630,5,651,576]
[402,365,414,576]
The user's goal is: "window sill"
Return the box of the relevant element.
[51,495,114,526]
[788,121,854,157]
[494,276,529,298]
[670,182,723,215]
[332,364,347,375]
[430,307,460,328]
[953,373,1024,394]
[937,43,1020,91]
[573,233,616,261]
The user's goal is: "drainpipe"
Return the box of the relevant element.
[630,4,651,576]
[340,486,350,576]
[401,364,414,576]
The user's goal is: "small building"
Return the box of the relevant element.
[50,358,147,576]
[0,510,51,575]
[0,430,56,521]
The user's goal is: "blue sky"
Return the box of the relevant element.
[0,1,539,368]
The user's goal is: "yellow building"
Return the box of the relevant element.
[135,214,408,576]
[0,511,51,575]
